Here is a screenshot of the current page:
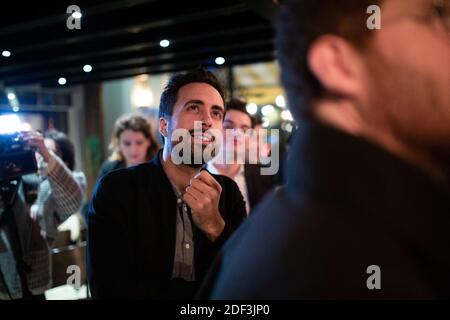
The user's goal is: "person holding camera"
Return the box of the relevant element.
[0,130,84,300]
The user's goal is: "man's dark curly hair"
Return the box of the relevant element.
[158,69,226,119]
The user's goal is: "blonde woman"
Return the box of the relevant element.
[98,114,158,178]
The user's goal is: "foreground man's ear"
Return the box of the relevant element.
[308,35,365,99]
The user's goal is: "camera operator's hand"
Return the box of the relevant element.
[22,131,52,162]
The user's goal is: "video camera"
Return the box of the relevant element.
[0,114,37,181]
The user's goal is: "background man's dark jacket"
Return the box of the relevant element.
[244,164,278,211]
[88,152,246,299]
[200,120,450,299]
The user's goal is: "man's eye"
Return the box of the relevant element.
[212,111,223,119]
[188,105,199,111]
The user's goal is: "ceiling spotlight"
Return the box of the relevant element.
[215,57,225,65]
[275,95,286,108]
[285,123,293,133]
[58,77,67,85]
[72,11,82,19]
[281,110,293,121]
[83,64,93,72]
[246,103,258,115]
[159,39,170,48]
[2,50,11,57]
[7,93,16,100]
[12,106,20,113]
[261,104,275,116]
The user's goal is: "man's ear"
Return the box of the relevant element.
[159,117,168,138]
[308,35,364,98]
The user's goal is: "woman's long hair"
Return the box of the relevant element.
[108,113,159,163]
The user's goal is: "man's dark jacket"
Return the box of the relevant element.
[87,151,246,299]
[200,120,450,299]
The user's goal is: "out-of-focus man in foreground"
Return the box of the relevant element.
[201,0,450,299]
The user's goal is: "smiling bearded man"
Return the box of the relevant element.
[87,69,246,299]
